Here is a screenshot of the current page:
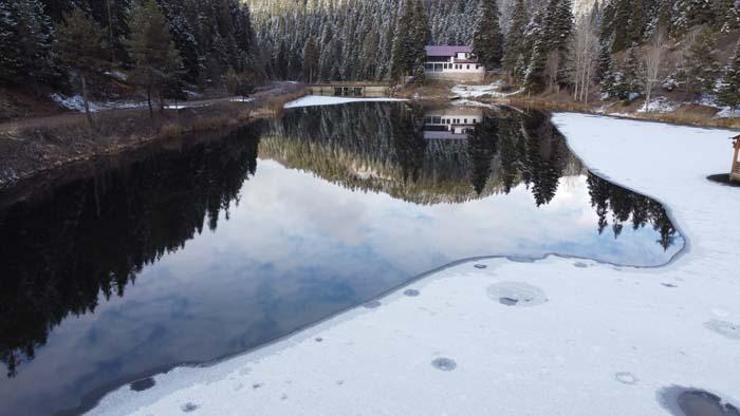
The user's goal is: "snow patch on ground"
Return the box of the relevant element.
[51,94,145,112]
[284,95,407,109]
[638,96,678,113]
[686,94,739,119]
[714,106,740,119]
[87,114,740,416]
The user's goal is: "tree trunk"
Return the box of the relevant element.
[81,73,95,129]
[106,0,115,63]
[147,85,153,119]
[645,85,652,113]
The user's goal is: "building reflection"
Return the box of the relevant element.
[423,107,483,140]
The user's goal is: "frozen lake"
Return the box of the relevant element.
[0,103,683,415]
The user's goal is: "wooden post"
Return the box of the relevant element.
[732,136,740,182]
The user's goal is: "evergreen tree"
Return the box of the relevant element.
[717,39,740,110]
[467,116,498,195]
[628,0,647,44]
[126,0,183,116]
[88,0,131,64]
[715,0,739,31]
[611,0,632,51]
[0,0,19,84]
[672,0,715,33]
[390,0,427,81]
[0,0,56,86]
[622,45,642,96]
[523,12,548,92]
[543,0,574,87]
[682,27,720,95]
[159,0,200,84]
[302,35,320,83]
[596,0,615,81]
[472,0,504,69]
[411,0,430,78]
[502,0,528,74]
[56,7,108,127]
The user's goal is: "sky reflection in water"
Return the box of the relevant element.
[0,103,682,416]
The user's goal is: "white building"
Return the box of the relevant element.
[424,46,485,82]
[423,107,483,140]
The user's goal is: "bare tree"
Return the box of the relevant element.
[641,27,666,112]
[571,15,598,104]
[545,51,560,93]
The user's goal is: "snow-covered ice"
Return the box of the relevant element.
[284,95,407,109]
[450,81,523,99]
[87,114,740,416]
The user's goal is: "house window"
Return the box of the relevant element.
[464,118,467,124]
[466,64,470,70]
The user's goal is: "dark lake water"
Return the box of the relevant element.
[0,103,683,415]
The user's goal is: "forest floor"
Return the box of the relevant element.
[0,81,307,191]
[86,113,740,416]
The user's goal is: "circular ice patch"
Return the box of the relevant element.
[129,377,155,392]
[659,386,740,416]
[181,402,199,412]
[574,262,588,268]
[403,289,420,297]
[662,282,678,288]
[431,357,457,371]
[363,300,381,309]
[474,264,488,269]
[704,319,740,340]
[614,372,639,385]
[487,282,548,307]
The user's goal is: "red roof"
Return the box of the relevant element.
[425,45,472,56]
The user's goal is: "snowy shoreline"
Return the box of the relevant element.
[283,95,408,109]
[87,113,740,416]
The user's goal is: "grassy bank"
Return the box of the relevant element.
[499,96,740,129]
[0,87,307,191]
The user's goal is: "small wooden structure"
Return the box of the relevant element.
[732,135,740,182]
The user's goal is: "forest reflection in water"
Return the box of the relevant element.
[0,102,681,416]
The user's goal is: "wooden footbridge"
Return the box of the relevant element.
[308,81,391,97]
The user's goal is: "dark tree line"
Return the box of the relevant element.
[587,172,678,249]
[0,0,260,111]
[3,0,736,106]
[273,101,681,254]
[0,124,262,377]
[248,0,737,107]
